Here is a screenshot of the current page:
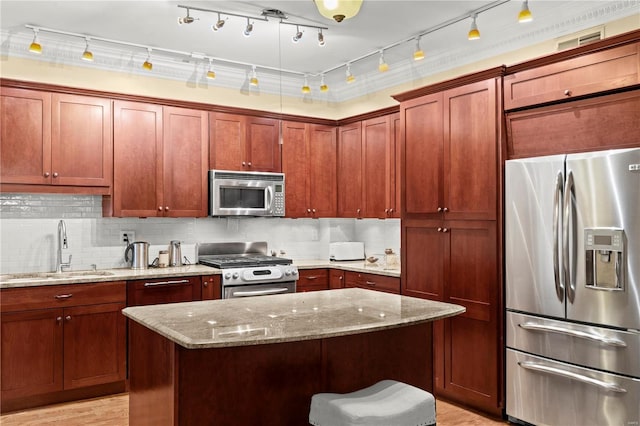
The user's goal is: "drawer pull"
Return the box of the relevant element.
[55,293,73,300]
[144,279,190,288]
[518,361,627,393]
[519,322,627,347]
[306,276,318,280]
[365,281,376,286]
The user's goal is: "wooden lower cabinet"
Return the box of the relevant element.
[329,269,345,289]
[201,275,221,300]
[0,282,126,412]
[344,271,400,294]
[296,269,329,292]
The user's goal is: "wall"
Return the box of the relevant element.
[0,193,400,274]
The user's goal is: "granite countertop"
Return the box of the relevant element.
[122,288,464,349]
[0,259,400,289]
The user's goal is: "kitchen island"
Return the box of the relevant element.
[123,288,465,426]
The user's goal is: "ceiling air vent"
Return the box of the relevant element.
[557,28,603,51]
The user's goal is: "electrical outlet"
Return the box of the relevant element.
[120,231,135,245]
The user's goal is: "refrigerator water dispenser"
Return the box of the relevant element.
[584,228,625,291]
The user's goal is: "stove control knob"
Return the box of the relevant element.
[232,272,240,280]
[224,272,231,280]
[285,270,291,276]
[291,269,298,276]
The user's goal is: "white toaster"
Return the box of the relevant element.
[329,242,365,261]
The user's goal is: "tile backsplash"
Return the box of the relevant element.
[0,194,400,274]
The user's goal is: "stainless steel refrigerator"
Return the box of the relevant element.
[505,147,640,426]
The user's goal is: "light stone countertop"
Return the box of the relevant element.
[122,288,464,349]
[0,260,399,289]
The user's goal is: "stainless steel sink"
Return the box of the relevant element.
[0,270,115,282]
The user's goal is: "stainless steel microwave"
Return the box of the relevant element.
[209,170,285,217]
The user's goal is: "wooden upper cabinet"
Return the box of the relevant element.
[112,101,207,217]
[0,88,112,189]
[504,42,640,110]
[282,121,336,218]
[337,122,363,218]
[209,112,281,172]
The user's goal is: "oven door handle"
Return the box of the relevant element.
[231,287,290,297]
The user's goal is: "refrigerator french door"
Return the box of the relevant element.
[505,147,640,426]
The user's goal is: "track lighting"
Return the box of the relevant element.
[378,51,389,72]
[178,8,196,25]
[320,74,328,92]
[413,37,425,61]
[468,14,480,40]
[206,59,216,79]
[243,19,254,37]
[518,0,533,23]
[346,63,355,84]
[318,30,325,47]
[28,28,42,54]
[301,75,311,94]
[249,66,258,87]
[212,13,226,31]
[142,48,153,71]
[81,38,94,62]
[292,26,303,43]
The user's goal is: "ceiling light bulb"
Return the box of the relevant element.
[292,26,303,43]
[318,30,325,47]
[314,0,363,23]
[378,51,389,72]
[142,49,153,71]
[212,14,225,31]
[468,15,480,40]
[413,38,425,61]
[518,0,533,23]
[249,66,258,87]
[346,64,355,83]
[302,76,311,94]
[243,19,254,37]
[81,39,93,62]
[28,29,42,54]
[206,60,216,80]
[320,75,329,92]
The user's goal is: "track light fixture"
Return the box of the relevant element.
[301,75,311,94]
[378,50,389,72]
[28,28,42,54]
[346,63,355,83]
[142,48,153,71]
[320,74,328,92]
[81,38,94,61]
[518,0,533,23]
[468,14,480,40]
[318,29,325,47]
[292,26,303,43]
[249,65,259,87]
[212,13,226,31]
[206,58,216,79]
[243,18,254,37]
[178,8,196,25]
[413,37,425,61]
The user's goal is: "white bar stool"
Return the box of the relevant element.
[309,380,436,426]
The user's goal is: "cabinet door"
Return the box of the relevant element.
[51,94,112,187]
[401,219,445,300]
[113,101,163,217]
[202,275,221,300]
[362,116,389,218]
[337,122,363,217]
[329,270,345,289]
[444,80,498,221]
[246,117,281,172]
[209,112,245,171]
[402,93,444,218]
[63,302,126,390]
[162,107,208,217]
[308,124,337,217]
[0,88,51,185]
[282,121,309,218]
[1,308,63,400]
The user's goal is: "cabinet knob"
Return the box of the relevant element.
[437,207,443,212]
[165,206,170,211]
[389,208,394,213]
[357,209,361,214]
[53,172,59,178]
[442,228,449,233]
[56,316,62,323]
[312,208,316,213]
[242,161,246,166]
[247,162,252,167]
[307,208,312,213]
[158,206,163,211]
[564,89,572,96]
[437,227,442,232]
[385,208,389,213]
[65,315,71,321]
[443,207,449,212]
[203,282,208,287]
[44,172,50,178]
[339,276,343,280]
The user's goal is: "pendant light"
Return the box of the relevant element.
[81,38,94,62]
[301,75,311,94]
[320,74,329,92]
[413,37,425,61]
[518,0,533,23]
[28,28,42,54]
[314,0,363,23]
[142,48,153,71]
[206,58,216,79]
[378,51,389,72]
[345,63,355,83]
[249,65,259,87]
[468,14,480,40]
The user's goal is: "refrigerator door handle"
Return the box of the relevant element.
[563,170,576,303]
[518,361,627,393]
[553,171,565,301]
[519,322,628,347]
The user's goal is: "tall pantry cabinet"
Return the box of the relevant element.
[395,69,504,416]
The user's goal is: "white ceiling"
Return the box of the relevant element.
[1,1,638,101]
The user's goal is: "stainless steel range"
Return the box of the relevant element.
[197,242,297,299]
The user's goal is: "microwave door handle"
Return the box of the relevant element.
[553,171,564,301]
[266,185,273,209]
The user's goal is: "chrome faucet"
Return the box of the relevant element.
[56,220,72,273]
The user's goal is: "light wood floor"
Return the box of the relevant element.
[1,393,508,425]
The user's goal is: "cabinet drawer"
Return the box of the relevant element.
[297,269,329,292]
[127,276,201,306]
[1,281,126,312]
[504,42,640,110]
[345,271,400,294]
